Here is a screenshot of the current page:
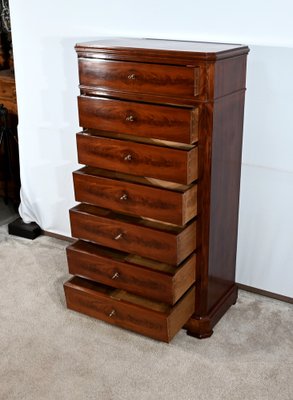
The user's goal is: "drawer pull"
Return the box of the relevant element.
[124,154,132,161]
[114,233,123,240]
[120,193,128,201]
[111,272,120,280]
[108,309,116,318]
[127,73,136,80]
[125,115,134,122]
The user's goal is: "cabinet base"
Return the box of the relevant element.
[185,284,238,339]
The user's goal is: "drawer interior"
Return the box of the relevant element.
[70,276,171,312]
[71,203,188,233]
[75,166,194,193]
[85,129,197,150]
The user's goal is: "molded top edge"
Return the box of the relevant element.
[75,37,249,60]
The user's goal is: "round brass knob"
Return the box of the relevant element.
[120,194,128,201]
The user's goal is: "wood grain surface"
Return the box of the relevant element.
[64,38,249,341]
[76,133,198,185]
[78,96,198,144]
[67,240,196,304]
[64,276,195,342]
[69,204,197,265]
[73,167,197,225]
[79,58,199,98]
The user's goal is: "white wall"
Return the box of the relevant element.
[9,0,293,298]
[236,45,293,298]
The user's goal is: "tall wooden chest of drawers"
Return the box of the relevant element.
[64,38,249,342]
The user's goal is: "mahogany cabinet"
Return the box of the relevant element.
[64,38,249,342]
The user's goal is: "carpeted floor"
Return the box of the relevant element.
[0,225,292,400]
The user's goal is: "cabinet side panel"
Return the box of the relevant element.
[213,55,247,99]
[207,90,246,312]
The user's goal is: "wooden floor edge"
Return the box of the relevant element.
[42,230,74,243]
[237,283,293,305]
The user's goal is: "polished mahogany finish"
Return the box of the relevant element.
[76,132,198,184]
[69,203,197,265]
[64,276,195,342]
[67,240,196,304]
[73,167,197,225]
[78,58,200,98]
[78,96,198,144]
[64,38,249,341]
[75,38,248,61]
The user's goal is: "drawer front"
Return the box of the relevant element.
[67,240,196,304]
[78,58,200,98]
[76,133,198,185]
[73,168,197,225]
[64,276,195,342]
[69,204,197,265]
[78,96,198,144]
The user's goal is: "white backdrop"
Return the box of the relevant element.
[9,0,293,297]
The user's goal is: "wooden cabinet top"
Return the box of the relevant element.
[75,38,249,61]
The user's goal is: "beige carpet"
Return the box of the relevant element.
[0,225,292,400]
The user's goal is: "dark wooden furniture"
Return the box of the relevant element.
[0,69,20,204]
[0,69,16,113]
[64,38,249,342]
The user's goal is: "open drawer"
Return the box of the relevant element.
[64,276,195,342]
[67,240,196,305]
